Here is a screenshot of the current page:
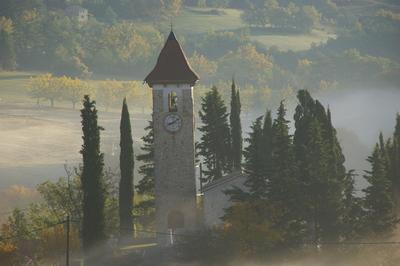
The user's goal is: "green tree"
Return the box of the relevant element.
[293,90,346,241]
[268,101,303,243]
[262,109,273,181]
[380,115,400,210]
[136,121,154,196]
[242,116,267,199]
[363,144,397,235]
[342,170,364,238]
[119,98,134,239]
[390,114,400,191]
[2,209,32,257]
[230,78,242,171]
[198,86,231,183]
[135,121,155,228]
[80,95,106,257]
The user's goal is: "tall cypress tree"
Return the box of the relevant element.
[262,109,273,179]
[80,95,106,254]
[342,170,364,238]
[230,78,243,171]
[242,116,267,199]
[392,114,400,189]
[384,115,400,209]
[135,121,155,227]
[119,98,134,238]
[303,117,341,241]
[268,101,303,242]
[226,112,272,203]
[378,132,391,173]
[363,144,397,235]
[136,121,154,196]
[293,90,346,241]
[198,86,231,183]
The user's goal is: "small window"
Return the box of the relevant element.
[168,91,178,112]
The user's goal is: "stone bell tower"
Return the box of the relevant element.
[145,31,199,245]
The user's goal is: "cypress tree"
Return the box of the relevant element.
[378,132,390,173]
[268,102,303,242]
[326,108,346,183]
[135,120,155,226]
[136,121,155,196]
[363,144,397,235]
[293,90,346,241]
[269,102,297,203]
[262,109,273,179]
[119,98,134,238]
[242,116,267,199]
[385,115,400,209]
[230,78,243,171]
[80,95,106,255]
[342,170,364,238]
[226,110,273,203]
[198,86,231,183]
[392,114,400,188]
[303,117,341,241]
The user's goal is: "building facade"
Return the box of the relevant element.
[202,171,247,227]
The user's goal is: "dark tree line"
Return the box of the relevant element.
[196,87,399,254]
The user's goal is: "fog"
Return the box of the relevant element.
[1,87,399,192]
[318,87,400,148]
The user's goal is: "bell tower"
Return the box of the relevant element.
[145,31,199,245]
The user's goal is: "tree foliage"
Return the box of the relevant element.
[135,121,155,228]
[363,144,397,235]
[294,90,347,241]
[198,86,231,183]
[119,98,134,238]
[80,95,106,254]
[229,78,242,171]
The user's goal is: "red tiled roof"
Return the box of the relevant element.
[145,31,199,87]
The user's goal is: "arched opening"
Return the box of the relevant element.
[168,91,178,112]
[167,210,184,229]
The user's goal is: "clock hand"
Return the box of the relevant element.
[168,118,180,126]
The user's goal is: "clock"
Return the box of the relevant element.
[164,113,182,133]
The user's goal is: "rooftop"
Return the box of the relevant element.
[144,31,199,87]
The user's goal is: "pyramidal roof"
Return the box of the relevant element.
[145,31,199,87]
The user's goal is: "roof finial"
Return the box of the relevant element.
[170,20,173,32]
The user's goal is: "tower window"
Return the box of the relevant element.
[168,91,178,112]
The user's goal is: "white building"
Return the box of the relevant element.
[65,5,88,23]
[202,171,247,227]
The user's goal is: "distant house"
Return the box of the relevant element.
[202,171,247,227]
[65,5,88,23]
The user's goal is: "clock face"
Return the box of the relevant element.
[164,113,182,133]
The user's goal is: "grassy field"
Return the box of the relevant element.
[171,7,336,51]
[0,73,35,104]
[251,28,336,52]
[173,7,244,34]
